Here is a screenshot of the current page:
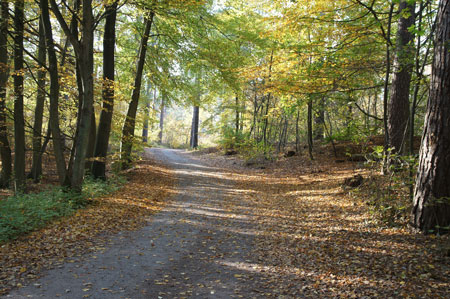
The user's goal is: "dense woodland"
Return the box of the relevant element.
[0,0,449,236]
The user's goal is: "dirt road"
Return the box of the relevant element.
[4,148,269,298]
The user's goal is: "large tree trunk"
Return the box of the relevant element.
[121,12,155,169]
[29,18,47,182]
[92,2,117,179]
[70,0,95,191]
[0,0,12,188]
[412,0,450,234]
[190,106,199,149]
[13,0,26,191]
[387,1,416,154]
[41,0,67,185]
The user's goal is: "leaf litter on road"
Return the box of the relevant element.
[0,157,175,295]
[193,150,450,298]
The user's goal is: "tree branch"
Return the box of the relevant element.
[354,101,383,121]
[49,0,80,54]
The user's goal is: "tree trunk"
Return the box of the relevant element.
[41,0,67,185]
[387,1,416,154]
[0,0,12,188]
[84,112,96,172]
[382,3,395,174]
[190,106,199,148]
[13,0,26,192]
[92,2,117,179]
[307,98,314,160]
[121,11,154,168]
[412,0,450,234]
[410,1,431,155]
[158,93,165,144]
[70,0,95,191]
[295,105,300,154]
[142,81,151,144]
[29,18,47,182]
[314,96,325,140]
[235,95,239,136]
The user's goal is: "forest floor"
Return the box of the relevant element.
[1,147,449,298]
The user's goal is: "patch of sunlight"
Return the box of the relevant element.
[216,260,302,276]
[174,169,228,179]
[183,207,251,219]
[172,162,218,171]
[216,260,392,288]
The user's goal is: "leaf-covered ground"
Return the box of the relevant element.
[1,149,449,298]
[0,157,175,296]
[195,150,450,298]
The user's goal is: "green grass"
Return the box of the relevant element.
[0,176,124,243]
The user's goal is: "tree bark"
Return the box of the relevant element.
[142,83,151,144]
[0,1,10,187]
[29,18,47,182]
[50,0,95,191]
[0,0,12,188]
[314,96,325,140]
[412,0,450,234]
[121,11,154,169]
[70,0,95,191]
[190,106,199,148]
[158,92,165,144]
[295,105,300,154]
[84,112,96,172]
[92,2,117,179]
[41,0,68,185]
[235,95,239,136]
[307,98,314,160]
[388,1,416,154]
[13,0,26,191]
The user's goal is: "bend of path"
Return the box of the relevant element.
[4,148,273,299]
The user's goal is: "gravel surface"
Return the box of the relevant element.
[4,148,270,298]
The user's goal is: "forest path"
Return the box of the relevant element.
[5,148,271,298]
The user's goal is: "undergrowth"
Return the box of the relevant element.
[356,147,418,227]
[0,175,124,243]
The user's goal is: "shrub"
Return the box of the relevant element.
[0,176,124,243]
[359,147,418,227]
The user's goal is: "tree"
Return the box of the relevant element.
[121,11,155,168]
[41,0,68,185]
[13,0,26,191]
[190,105,199,148]
[0,0,12,188]
[92,1,118,179]
[50,0,95,191]
[412,0,450,234]
[388,0,416,154]
[159,92,165,144]
[29,18,47,182]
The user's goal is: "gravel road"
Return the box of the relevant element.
[4,148,269,298]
